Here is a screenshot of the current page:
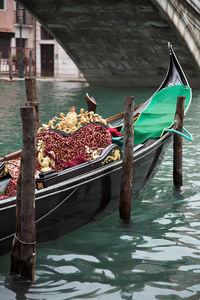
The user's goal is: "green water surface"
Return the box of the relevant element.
[0,80,200,300]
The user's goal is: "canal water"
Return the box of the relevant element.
[0,80,200,299]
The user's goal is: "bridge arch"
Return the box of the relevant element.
[155,0,200,70]
[19,0,200,88]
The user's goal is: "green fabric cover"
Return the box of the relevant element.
[111,136,124,150]
[121,85,191,146]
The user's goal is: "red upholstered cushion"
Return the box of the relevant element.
[6,159,40,179]
[6,178,18,197]
[3,162,40,197]
[0,195,8,200]
[108,128,123,137]
[36,123,112,172]
[5,159,21,179]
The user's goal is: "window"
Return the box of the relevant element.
[0,0,6,10]
[16,38,26,49]
[41,26,54,40]
[0,38,10,58]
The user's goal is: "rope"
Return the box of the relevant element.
[14,234,36,245]
[0,188,78,243]
[35,187,78,223]
[165,127,192,141]
[0,232,14,242]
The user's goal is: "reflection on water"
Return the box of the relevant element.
[0,81,200,299]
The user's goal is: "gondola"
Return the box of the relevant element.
[0,44,192,255]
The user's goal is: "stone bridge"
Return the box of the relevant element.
[19,0,200,88]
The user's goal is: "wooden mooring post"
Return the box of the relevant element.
[0,51,2,78]
[173,96,186,188]
[119,96,134,224]
[85,93,97,113]
[25,77,40,130]
[28,50,32,77]
[10,106,37,282]
[8,48,13,81]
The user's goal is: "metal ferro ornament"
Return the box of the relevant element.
[102,149,121,165]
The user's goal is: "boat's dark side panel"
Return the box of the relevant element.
[94,134,172,219]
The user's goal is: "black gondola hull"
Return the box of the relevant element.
[0,132,171,255]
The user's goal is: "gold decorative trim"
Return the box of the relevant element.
[38,107,107,134]
[37,182,44,190]
[85,146,101,160]
[102,149,121,166]
[37,140,55,173]
[0,165,8,178]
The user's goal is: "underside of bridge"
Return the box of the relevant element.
[19,0,200,88]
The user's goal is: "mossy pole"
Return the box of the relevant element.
[173,96,186,187]
[25,77,40,130]
[119,96,134,224]
[10,106,36,282]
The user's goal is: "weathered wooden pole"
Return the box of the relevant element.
[0,51,2,78]
[28,50,32,77]
[8,48,13,81]
[119,96,134,224]
[173,96,186,187]
[10,106,36,282]
[25,77,40,130]
[85,93,97,113]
